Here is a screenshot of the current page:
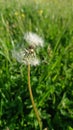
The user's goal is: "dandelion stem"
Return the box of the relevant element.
[27,64,42,130]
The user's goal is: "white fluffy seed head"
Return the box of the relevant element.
[12,49,24,63]
[23,56,40,66]
[12,49,40,66]
[24,32,44,48]
[12,32,43,66]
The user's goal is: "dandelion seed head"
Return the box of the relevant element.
[12,32,44,66]
[12,48,40,66]
[12,49,24,63]
[24,32,44,48]
[23,56,40,66]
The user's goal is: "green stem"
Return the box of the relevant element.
[27,64,42,130]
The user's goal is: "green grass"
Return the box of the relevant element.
[0,0,73,130]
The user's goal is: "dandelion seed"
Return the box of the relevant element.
[24,32,44,48]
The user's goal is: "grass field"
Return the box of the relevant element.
[0,0,73,130]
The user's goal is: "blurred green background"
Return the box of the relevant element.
[0,0,73,129]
